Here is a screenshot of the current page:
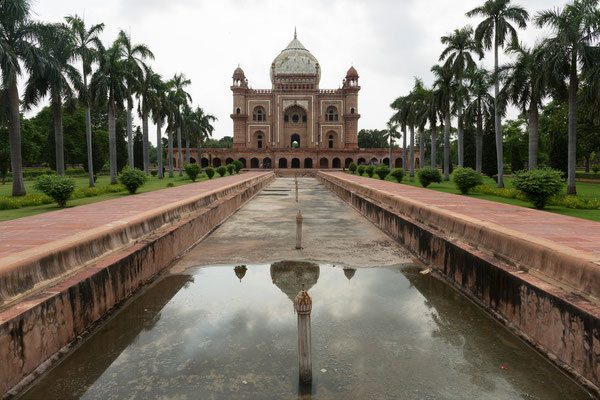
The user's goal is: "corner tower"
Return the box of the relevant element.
[343,66,360,149]
[231,66,248,149]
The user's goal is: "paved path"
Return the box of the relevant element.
[0,173,266,258]
[327,172,600,257]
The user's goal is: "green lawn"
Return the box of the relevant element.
[347,172,600,222]
[0,172,226,222]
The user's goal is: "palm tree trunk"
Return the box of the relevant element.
[83,73,94,187]
[7,82,25,196]
[198,139,202,168]
[142,111,149,175]
[476,109,483,173]
[157,119,163,179]
[444,111,451,181]
[108,98,118,185]
[567,64,578,195]
[528,102,539,170]
[457,79,464,168]
[419,128,424,168]
[127,97,134,168]
[494,36,504,188]
[177,126,183,176]
[430,120,437,168]
[52,95,65,175]
[402,125,407,171]
[168,128,174,178]
[185,135,190,165]
[409,125,415,177]
[388,132,393,170]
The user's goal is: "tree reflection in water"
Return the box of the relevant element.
[270,261,320,310]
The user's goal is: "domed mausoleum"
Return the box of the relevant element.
[173,30,418,171]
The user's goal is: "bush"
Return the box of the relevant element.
[184,163,202,182]
[375,165,390,180]
[216,166,227,177]
[390,168,405,183]
[233,160,243,173]
[226,163,235,175]
[417,167,442,188]
[151,170,158,177]
[512,168,564,209]
[453,167,483,194]
[205,167,215,179]
[349,162,357,174]
[118,167,147,194]
[357,165,366,176]
[166,182,175,188]
[34,175,76,208]
[365,165,375,178]
[593,165,600,174]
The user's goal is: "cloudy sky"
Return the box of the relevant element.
[30,0,566,144]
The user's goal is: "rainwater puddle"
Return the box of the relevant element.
[21,263,592,399]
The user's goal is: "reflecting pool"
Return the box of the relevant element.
[21,263,592,399]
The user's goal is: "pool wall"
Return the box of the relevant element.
[318,171,600,394]
[0,172,274,397]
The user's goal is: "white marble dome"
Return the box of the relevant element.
[270,31,320,84]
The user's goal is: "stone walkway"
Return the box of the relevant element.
[0,173,265,258]
[326,172,600,257]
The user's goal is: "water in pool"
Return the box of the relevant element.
[21,262,592,399]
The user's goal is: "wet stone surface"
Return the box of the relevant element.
[21,264,591,399]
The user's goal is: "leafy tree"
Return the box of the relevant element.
[357,129,388,148]
[503,119,527,172]
[439,26,483,167]
[535,0,600,194]
[539,100,568,174]
[66,14,104,187]
[382,121,400,170]
[467,0,529,188]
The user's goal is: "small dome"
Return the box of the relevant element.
[233,66,245,79]
[346,66,358,78]
[271,30,320,85]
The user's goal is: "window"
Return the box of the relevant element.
[326,106,338,121]
[284,115,289,123]
[329,134,334,149]
[302,115,307,123]
[292,114,299,124]
[236,108,240,114]
[258,134,263,148]
[350,107,355,114]
[253,106,265,121]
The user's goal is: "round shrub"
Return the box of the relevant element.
[593,165,600,174]
[166,182,175,188]
[205,167,215,179]
[417,167,442,188]
[453,167,483,194]
[357,165,366,176]
[118,167,147,194]
[226,163,235,175]
[34,175,75,208]
[151,170,158,177]
[216,166,227,177]
[390,168,404,183]
[512,168,564,209]
[365,165,375,178]
[184,163,202,182]
[233,160,243,173]
[349,162,357,174]
[375,165,390,180]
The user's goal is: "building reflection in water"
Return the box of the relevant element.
[343,267,356,281]
[270,261,320,310]
[234,265,247,282]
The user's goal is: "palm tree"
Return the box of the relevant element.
[165,86,178,178]
[467,0,529,188]
[502,39,548,170]
[432,64,455,181]
[149,74,167,179]
[535,0,600,194]
[169,73,192,176]
[390,95,409,171]
[24,23,82,176]
[182,103,193,165]
[90,39,127,184]
[117,29,154,169]
[191,106,216,165]
[465,67,494,173]
[137,65,161,175]
[425,88,439,168]
[0,0,45,196]
[439,26,484,168]
[410,79,429,172]
[65,15,104,187]
[383,120,400,170]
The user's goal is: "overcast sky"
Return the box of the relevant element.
[29,0,567,144]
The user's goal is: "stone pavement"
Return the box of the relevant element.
[0,172,265,258]
[328,172,600,258]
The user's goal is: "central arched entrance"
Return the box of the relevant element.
[292,158,300,168]
[290,134,300,148]
[278,158,288,168]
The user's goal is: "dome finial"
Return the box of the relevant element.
[294,26,297,39]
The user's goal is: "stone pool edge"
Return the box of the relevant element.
[317,171,600,396]
[0,171,275,398]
